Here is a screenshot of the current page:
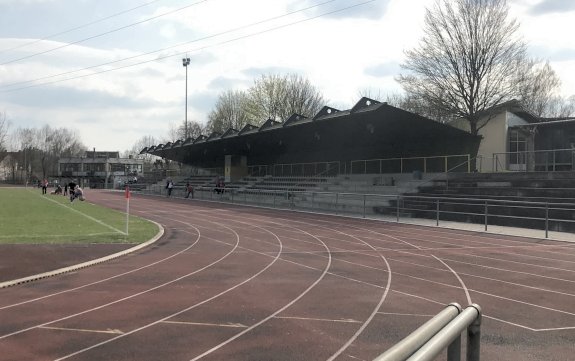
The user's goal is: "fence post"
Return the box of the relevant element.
[312,192,315,210]
[436,199,440,226]
[484,201,488,231]
[466,304,482,361]
[363,194,366,218]
[335,192,339,215]
[396,195,400,222]
[545,202,549,238]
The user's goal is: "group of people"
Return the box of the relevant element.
[165,179,195,199]
[43,180,84,202]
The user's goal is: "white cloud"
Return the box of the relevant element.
[0,0,574,152]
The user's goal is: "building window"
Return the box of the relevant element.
[508,129,526,165]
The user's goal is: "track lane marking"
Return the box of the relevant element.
[39,326,124,335]
[161,321,247,328]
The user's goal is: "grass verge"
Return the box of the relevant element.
[0,188,158,244]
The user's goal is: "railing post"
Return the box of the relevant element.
[312,192,315,210]
[363,194,366,218]
[467,154,471,173]
[545,202,549,239]
[484,201,488,232]
[335,192,339,215]
[273,191,276,208]
[466,304,482,361]
[436,199,440,226]
[396,195,400,222]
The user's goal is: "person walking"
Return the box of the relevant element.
[185,182,194,199]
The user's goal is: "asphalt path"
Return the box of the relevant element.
[1,190,574,360]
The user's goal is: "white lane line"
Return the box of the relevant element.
[55,220,279,361]
[0,222,187,309]
[275,316,362,323]
[377,312,436,317]
[432,256,472,305]
[161,321,247,328]
[534,326,575,331]
[188,224,329,361]
[40,194,126,235]
[0,220,233,341]
[39,326,124,335]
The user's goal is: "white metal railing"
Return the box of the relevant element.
[134,186,575,238]
[493,148,575,172]
[350,154,471,175]
[247,154,472,178]
[374,303,481,361]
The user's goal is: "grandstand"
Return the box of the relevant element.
[138,97,575,238]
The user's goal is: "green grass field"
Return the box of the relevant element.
[0,187,159,244]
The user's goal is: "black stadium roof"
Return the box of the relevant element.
[142,97,480,168]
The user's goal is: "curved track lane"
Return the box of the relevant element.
[1,190,574,360]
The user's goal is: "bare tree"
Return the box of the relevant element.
[516,60,562,117]
[243,73,325,124]
[206,90,250,133]
[397,0,527,135]
[0,111,9,153]
[13,126,85,181]
[358,90,453,123]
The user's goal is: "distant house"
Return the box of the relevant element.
[58,150,144,189]
[449,100,575,172]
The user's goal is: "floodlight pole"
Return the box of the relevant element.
[182,57,190,138]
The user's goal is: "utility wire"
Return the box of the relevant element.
[1,0,368,92]
[0,0,210,66]
[0,0,164,55]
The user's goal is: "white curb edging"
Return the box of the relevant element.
[0,220,164,289]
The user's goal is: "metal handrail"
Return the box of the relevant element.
[373,304,481,361]
[138,185,575,238]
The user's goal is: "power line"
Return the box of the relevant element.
[0,0,164,55]
[0,0,210,66]
[1,0,372,92]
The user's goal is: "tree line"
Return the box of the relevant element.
[0,120,85,183]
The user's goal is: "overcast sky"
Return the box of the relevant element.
[1,0,574,152]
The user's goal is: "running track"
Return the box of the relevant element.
[1,190,575,360]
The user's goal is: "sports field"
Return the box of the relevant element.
[0,187,158,244]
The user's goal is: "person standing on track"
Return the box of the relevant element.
[166,179,174,197]
[185,182,194,199]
